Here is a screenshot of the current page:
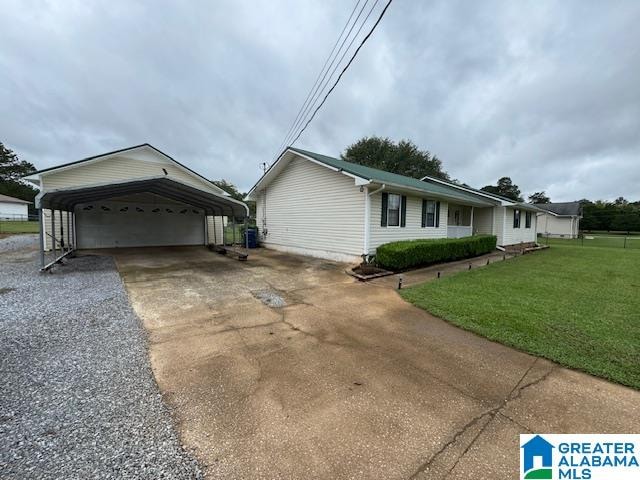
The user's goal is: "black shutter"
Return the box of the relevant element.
[513,210,518,228]
[421,199,427,227]
[400,196,407,227]
[435,201,440,227]
[381,192,388,227]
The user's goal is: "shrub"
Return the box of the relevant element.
[376,235,497,271]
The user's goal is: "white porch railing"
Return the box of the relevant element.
[447,226,472,238]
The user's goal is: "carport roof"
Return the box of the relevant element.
[36,176,249,217]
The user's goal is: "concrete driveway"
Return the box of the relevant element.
[111,247,639,479]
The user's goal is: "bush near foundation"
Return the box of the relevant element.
[376,235,497,271]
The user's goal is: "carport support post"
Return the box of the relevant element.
[232,217,236,246]
[51,209,57,261]
[38,209,45,269]
[66,210,71,251]
[244,217,249,250]
[71,211,75,250]
[59,209,65,250]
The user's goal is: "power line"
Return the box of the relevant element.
[275,0,366,156]
[288,0,394,148]
[280,0,372,151]
[285,0,381,150]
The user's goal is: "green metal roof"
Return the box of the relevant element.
[289,147,497,206]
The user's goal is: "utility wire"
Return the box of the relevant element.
[279,0,371,152]
[275,0,366,156]
[288,0,394,148]
[287,0,380,145]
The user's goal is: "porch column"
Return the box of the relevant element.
[363,187,370,255]
[470,206,474,235]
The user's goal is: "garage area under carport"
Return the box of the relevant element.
[35,176,249,271]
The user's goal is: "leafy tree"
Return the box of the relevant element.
[480,177,523,202]
[528,191,550,204]
[341,137,449,180]
[580,200,640,232]
[211,179,255,217]
[0,142,38,213]
[211,179,244,201]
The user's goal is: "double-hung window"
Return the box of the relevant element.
[381,193,406,227]
[525,211,532,228]
[513,209,521,228]
[387,193,401,227]
[421,199,440,227]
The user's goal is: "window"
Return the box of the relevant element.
[387,194,401,227]
[513,209,521,228]
[525,211,532,228]
[421,200,439,227]
[382,193,406,227]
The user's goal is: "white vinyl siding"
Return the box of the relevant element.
[39,148,226,250]
[369,193,448,253]
[0,202,28,219]
[501,207,537,245]
[537,213,579,238]
[255,157,364,259]
[206,216,225,245]
[40,151,220,194]
[41,209,73,251]
[473,207,493,235]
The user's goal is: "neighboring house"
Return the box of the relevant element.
[536,202,582,238]
[246,147,540,262]
[24,144,248,258]
[0,193,31,220]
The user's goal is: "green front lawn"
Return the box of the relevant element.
[400,244,640,389]
[0,220,39,234]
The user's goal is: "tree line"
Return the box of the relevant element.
[3,137,639,232]
[0,142,38,215]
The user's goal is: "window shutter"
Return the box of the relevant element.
[421,199,427,227]
[400,196,407,227]
[435,201,440,227]
[513,210,518,228]
[381,192,388,227]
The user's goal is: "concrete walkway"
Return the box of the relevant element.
[368,250,517,289]
[111,246,639,480]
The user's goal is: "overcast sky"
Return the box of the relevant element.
[2,0,639,201]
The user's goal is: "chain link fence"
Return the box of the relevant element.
[538,232,640,249]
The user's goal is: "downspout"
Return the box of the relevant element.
[363,184,385,256]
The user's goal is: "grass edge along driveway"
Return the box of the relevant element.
[400,244,640,390]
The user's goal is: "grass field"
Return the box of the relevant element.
[539,234,640,249]
[0,220,39,234]
[400,244,640,389]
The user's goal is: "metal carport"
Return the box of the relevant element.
[35,176,249,271]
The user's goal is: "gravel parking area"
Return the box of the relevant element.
[0,237,202,479]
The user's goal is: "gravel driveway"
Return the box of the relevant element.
[0,236,202,479]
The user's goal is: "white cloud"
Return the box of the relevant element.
[1,0,639,200]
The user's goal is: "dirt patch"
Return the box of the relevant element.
[348,264,394,280]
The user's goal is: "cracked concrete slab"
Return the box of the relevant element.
[108,246,640,480]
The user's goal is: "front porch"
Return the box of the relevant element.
[447,204,473,238]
